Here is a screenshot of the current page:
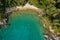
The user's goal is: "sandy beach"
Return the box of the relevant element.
[5,3,54,34]
[6,3,44,14]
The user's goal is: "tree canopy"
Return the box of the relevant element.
[0,0,60,35]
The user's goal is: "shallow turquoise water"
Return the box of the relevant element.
[0,11,44,40]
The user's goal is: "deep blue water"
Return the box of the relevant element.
[0,11,44,40]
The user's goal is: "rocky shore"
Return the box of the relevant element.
[0,3,60,40]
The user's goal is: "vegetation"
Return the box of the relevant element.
[0,0,5,20]
[36,0,60,35]
[0,0,60,35]
[28,0,60,35]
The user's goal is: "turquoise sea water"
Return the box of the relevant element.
[0,11,44,40]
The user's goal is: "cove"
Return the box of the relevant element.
[0,11,44,40]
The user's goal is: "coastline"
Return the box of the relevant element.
[6,3,44,14]
[1,3,58,39]
[6,3,54,35]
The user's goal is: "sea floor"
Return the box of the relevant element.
[0,11,44,40]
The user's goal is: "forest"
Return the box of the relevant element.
[0,0,60,35]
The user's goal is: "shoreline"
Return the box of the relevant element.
[1,3,60,40]
[6,3,44,14]
[2,3,57,36]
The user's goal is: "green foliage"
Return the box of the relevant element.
[28,0,60,34]
[40,0,60,34]
[0,0,60,34]
[0,0,5,14]
[5,0,28,7]
[0,0,28,19]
